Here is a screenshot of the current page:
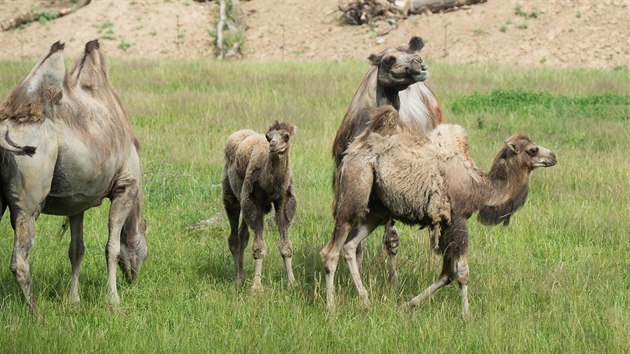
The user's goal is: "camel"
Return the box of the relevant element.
[0,40,147,314]
[332,36,445,283]
[321,106,556,316]
[222,121,297,291]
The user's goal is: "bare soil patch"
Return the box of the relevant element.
[0,0,628,69]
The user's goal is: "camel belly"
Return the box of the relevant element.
[43,138,124,215]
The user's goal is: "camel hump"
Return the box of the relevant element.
[224,129,257,163]
[366,105,406,136]
[0,41,65,124]
[69,39,109,91]
[430,124,470,155]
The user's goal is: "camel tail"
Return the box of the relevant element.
[57,217,70,239]
[0,126,36,157]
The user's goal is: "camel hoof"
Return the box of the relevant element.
[388,273,399,287]
[288,279,298,289]
[67,296,81,306]
[251,283,264,294]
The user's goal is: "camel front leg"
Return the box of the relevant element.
[242,197,266,293]
[405,274,450,309]
[455,254,470,318]
[274,189,297,288]
[342,218,381,307]
[68,213,85,304]
[10,215,37,314]
[107,179,139,307]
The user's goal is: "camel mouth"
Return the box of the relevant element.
[533,159,556,168]
[269,146,288,154]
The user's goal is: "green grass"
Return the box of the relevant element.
[0,58,629,352]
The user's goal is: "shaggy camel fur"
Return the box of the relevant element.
[0,40,147,314]
[332,36,445,283]
[222,121,297,291]
[321,106,556,316]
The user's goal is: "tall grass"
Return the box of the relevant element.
[0,58,628,352]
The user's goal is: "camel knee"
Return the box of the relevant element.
[252,239,266,260]
[342,243,358,262]
[279,239,293,258]
[320,249,339,274]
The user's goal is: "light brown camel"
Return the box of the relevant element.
[332,36,445,283]
[222,121,297,291]
[0,40,147,314]
[321,106,556,316]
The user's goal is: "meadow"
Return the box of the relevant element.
[0,57,628,353]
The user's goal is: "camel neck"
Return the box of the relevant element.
[268,152,290,182]
[480,159,529,208]
[376,84,401,110]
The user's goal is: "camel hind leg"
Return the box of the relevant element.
[10,215,38,314]
[68,213,85,304]
[224,178,245,287]
[382,220,400,284]
[342,215,384,307]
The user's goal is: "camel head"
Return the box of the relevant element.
[368,36,428,90]
[119,214,148,284]
[503,134,557,171]
[265,121,296,154]
[479,134,556,226]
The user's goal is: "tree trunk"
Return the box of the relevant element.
[217,0,226,60]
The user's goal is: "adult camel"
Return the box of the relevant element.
[332,36,444,282]
[0,40,147,314]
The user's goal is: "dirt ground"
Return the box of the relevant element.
[0,0,628,69]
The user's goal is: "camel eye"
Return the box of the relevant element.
[283,133,290,141]
[527,147,539,156]
[265,134,272,142]
[384,56,396,67]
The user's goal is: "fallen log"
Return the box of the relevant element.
[339,0,487,26]
[409,0,487,14]
[1,0,91,31]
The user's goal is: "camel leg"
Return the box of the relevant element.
[342,218,381,307]
[243,198,266,293]
[224,187,244,286]
[320,221,352,309]
[382,219,400,285]
[68,213,85,305]
[405,274,450,309]
[10,215,38,314]
[274,191,297,288]
[106,179,139,307]
[455,254,470,318]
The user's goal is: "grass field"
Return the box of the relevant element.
[0,57,629,353]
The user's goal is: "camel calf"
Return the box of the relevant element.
[321,106,556,316]
[222,121,297,291]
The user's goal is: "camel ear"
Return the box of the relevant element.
[408,36,424,53]
[368,53,381,66]
[506,140,519,153]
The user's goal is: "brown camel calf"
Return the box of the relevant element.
[222,121,297,291]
